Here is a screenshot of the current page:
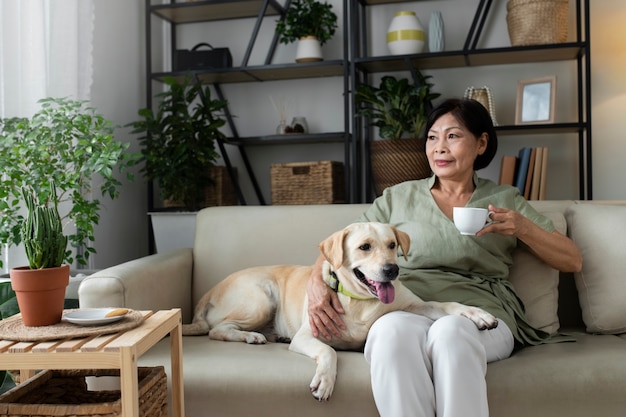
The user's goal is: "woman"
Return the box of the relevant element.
[306,98,582,417]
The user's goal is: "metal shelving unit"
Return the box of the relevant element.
[145,0,353,207]
[351,0,591,201]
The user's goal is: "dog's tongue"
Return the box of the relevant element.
[374,281,395,304]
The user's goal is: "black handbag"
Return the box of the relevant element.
[174,43,233,71]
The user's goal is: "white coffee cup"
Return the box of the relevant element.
[453,207,493,236]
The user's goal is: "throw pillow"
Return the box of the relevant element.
[507,211,565,334]
[565,203,626,334]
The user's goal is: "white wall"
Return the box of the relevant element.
[86,0,626,268]
[88,0,148,269]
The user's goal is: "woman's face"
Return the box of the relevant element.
[425,112,488,181]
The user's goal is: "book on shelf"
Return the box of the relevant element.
[514,147,532,195]
[523,147,537,199]
[498,155,517,186]
[499,146,549,200]
[530,147,543,200]
[539,147,549,200]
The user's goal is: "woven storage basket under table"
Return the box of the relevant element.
[506,0,569,46]
[0,367,167,417]
[271,161,345,205]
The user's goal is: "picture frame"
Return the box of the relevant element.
[515,76,556,125]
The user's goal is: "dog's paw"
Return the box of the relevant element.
[309,373,335,401]
[244,331,268,344]
[461,307,498,330]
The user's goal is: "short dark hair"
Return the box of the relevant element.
[424,98,498,170]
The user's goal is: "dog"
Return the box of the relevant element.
[183,222,498,401]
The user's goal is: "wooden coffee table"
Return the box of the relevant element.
[0,308,184,417]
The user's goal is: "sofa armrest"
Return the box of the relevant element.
[78,248,193,322]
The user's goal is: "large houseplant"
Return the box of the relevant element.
[275,0,338,62]
[9,185,70,326]
[129,76,230,212]
[0,97,138,269]
[355,72,440,196]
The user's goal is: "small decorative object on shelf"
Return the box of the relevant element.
[271,95,289,134]
[464,86,498,126]
[428,11,444,52]
[387,11,425,55]
[291,116,309,134]
[276,119,288,134]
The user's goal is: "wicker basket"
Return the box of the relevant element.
[0,367,167,417]
[271,161,345,205]
[506,0,569,46]
[164,165,238,209]
[370,139,431,196]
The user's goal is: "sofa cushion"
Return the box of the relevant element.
[139,337,379,417]
[507,211,566,334]
[565,204,626,334]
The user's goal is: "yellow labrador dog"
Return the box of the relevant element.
[183,222,498,401]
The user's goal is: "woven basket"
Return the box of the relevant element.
[370,139,431,196]
[271,161,345,205]
[506,0,569,46]
[0,367,167,417]
[164,165,238,209]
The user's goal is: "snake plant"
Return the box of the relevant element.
[20,185,68,270]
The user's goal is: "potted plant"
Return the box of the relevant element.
[129,76,232,212]
[9,185,69,326]
[129,76,233,253]
[0,97,138,270]
[355,72,440,196]
[275,0,338,62]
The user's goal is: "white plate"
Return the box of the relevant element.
[64,309,126,326]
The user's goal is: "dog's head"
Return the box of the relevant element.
[319,222,410,304]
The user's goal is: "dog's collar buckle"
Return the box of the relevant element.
[329,271,340,293]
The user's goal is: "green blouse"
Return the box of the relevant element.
[357,174,556,346]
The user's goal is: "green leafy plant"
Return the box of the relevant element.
[355,72,440,140]
[129,76,228,211]
[275,0,338,45]
[0,97,138,268]
[20,184,68,269]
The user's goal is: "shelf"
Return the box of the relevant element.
[495,123,587,136]
[150,0,285,24]
[354,43,587,73]
[359,0,429,4]
[152,60,346,84]
[226,132,348,146]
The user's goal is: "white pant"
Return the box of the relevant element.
[364,311,514,417]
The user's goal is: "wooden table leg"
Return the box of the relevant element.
[170,314,185,417]
[19,369,36,382]
[120,346,139,417]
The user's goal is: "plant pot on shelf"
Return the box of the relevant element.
[295,36,323,62]
[370,139,431,196]
[162,166,238,209]
[10,264,70,326]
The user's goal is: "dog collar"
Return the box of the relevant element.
[327,270,369,300]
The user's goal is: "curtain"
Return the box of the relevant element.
[0,0,94,272]
[0,0,94,118]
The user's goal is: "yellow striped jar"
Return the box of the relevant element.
[386,11,425,55]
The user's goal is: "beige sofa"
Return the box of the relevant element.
[79,200,626,417]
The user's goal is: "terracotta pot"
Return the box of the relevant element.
[370,139,432,196]
[10,265,70,326]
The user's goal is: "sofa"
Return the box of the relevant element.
[79,200,626,417]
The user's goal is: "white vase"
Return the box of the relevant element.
[429,11,444,52]
[295,36,323,63]
[386,11,425,56]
